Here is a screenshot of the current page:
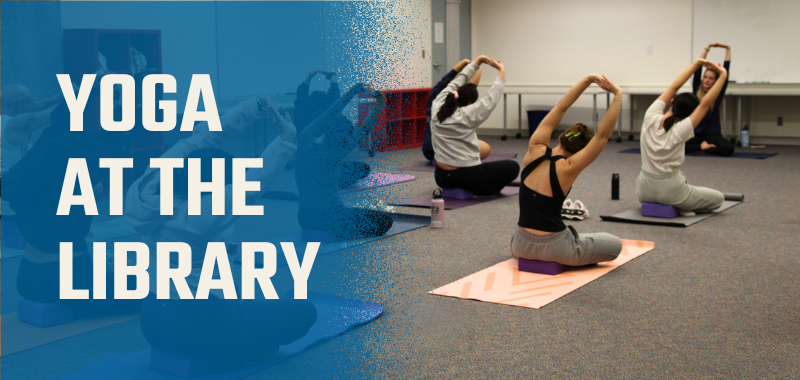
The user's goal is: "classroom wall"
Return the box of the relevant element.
[470,0,693,136]
[693,0,800,84]
[470,0,800,145]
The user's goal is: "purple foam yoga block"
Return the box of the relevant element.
[518,258,566,275]
[442,188,474,200]
[300,229,339,243]
[150,347,230,378]
[18,299,75,327]
[641,202,679,218]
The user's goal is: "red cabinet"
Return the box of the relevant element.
[359,88,432,151]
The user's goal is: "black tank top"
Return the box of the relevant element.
[517,147,570,232]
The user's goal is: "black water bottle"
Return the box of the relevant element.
[611,173,620,200]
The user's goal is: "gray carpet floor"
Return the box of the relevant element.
[3,136,800,379]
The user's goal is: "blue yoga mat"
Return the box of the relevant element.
[236,213,430,268]
[619,148,778,159]
[62,292,383,380]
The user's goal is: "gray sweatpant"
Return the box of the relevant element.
[510,226,623,267]
[635,170,724,213]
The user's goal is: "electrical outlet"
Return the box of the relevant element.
[646,45,653,55]
[778,116,783,126]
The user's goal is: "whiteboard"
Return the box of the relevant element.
[693,0,800,83]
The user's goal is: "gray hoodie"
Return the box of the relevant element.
[125,97,297,299]
[430,62,505,167]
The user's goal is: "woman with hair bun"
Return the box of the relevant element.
[430,55,519,195]
[636,58,728,213]
[510,74,624,266]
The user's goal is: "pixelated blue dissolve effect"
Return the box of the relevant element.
[2,2,412,379]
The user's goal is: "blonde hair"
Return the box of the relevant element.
[696,69,719,111]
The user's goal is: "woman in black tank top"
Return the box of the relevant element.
[511,74,624,267]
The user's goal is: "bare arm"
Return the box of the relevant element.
[658,59,706,104]
[564,76,622,175]
[711,43,732,61]
[470,67,482,85]
[454,59,471,72]
[326,82,365,116]
[689,63,728,127]
[352,87,385,143]
[4,105,56,146]
[459,59,505,126]
[529,74,597,147]
[700,43,711,59]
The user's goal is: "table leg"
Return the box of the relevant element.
[502,93,507,141]
[517,94,522,139]
[593,94,598,134]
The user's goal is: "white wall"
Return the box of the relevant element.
[470,0,693,135]
[693,0,800,84]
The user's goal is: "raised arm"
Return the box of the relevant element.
[352,86,385,143]
[564,76,623,175]
[460,59,505,125]
[326,82,365,116]
[714,43,731,98]
[428,59,469,111]
[693,44,713,93]
[4,105,57,146]
[711,43,732,61]
[529,74,596,147]
[470,67,482,85]
[430,55,494,119]
[689,63,728,127]
[327,72,340,99]
[658,59,706,104]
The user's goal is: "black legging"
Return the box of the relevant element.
[338,161,370,189]
[685,133,735,156]
[141,295,317,363]
[434,160,520,196]
[422,126,434,162]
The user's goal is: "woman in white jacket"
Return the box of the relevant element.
[125,96,316,364]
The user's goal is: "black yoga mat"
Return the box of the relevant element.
[619,148,778,159]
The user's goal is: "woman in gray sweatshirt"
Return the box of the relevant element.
[430,55,519,195]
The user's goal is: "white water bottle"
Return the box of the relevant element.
[431,189,444,229]
[741,126,750,148]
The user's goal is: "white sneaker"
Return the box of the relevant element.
[561,199,586,220]
[561,199,574,219]
[573,200,590,219]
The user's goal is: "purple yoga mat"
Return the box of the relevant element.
[402,153,518,172]
[391,185,520,210]
[338,172,416,193]
[262,173,415,200]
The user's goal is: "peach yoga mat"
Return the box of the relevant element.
[429,239,654,309]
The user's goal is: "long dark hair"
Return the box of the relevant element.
[436,84,478,122]
[664,93,699,132]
